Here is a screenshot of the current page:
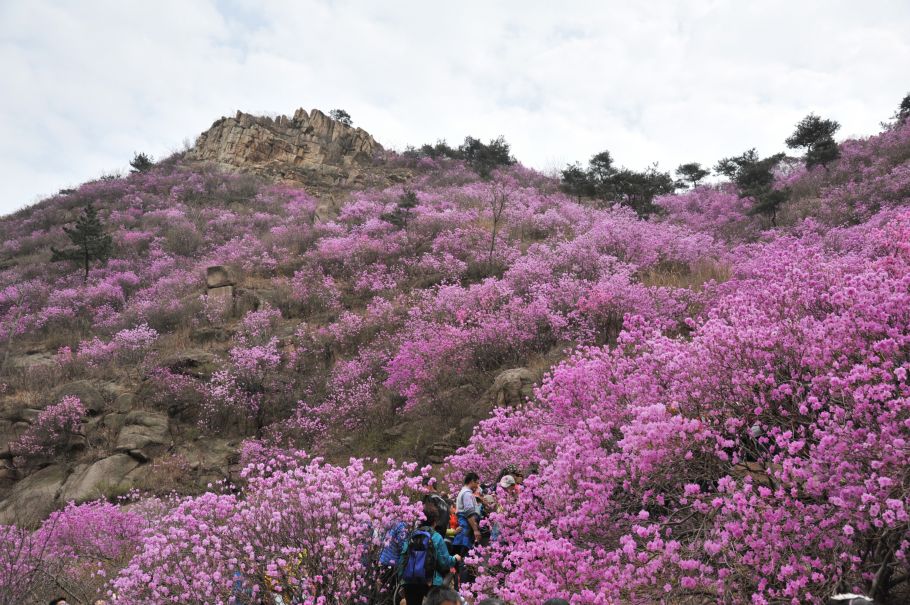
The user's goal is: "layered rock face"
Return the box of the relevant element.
[186,108,384,188]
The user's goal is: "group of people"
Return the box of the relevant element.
[376,467,527,605]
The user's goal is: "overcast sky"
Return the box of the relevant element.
[2,0,908,215]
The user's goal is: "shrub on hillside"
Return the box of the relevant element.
[12,395,85,460]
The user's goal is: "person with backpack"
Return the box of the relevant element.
[377,519,410,602]
[398,504,461,605]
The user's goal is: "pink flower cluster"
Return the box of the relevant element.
[448,210,910,603]
[12,395,86,458]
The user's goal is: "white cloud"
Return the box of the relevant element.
[1,0,909,214]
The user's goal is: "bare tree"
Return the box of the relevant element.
[487,183,509,272]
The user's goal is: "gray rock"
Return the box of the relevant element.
[0,464,68,524]
[190,325,231,344]
[0,461,17,488]
[206,285,234,318]
[234,288,261,316]
[59,454,140,503]
[185,108,384,189]
[0,419,14,459]
[162,350,218,380]
[206,265,234,288]
[52,380,106,414]
[116,411,170,461]
[113,392,135,413]
[491,368,536,407]
[7,351,55,369]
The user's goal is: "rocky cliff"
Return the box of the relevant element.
[185,108,385,189]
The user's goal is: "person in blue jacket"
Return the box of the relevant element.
[399,505,461,605]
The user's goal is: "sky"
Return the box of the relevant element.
[1,0,909,215]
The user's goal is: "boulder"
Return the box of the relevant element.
[7,351,55,370]
[113,392,135,413]
[490,368,536,407]
[206,285,235,318]
[234,288,261,316]
[206,265,234,288]
[0,419,14,459]
[162,350,218,380]
[0,463,68,524]
[59,454,141,503]
[0,461,17,488]
[52,380,106,414]
[115,411,171,461]
[190,325,231,344]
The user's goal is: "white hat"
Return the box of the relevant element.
[499,474,516,489]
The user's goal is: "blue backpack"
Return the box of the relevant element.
[400,526,437,584]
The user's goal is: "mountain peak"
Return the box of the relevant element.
[185,107,384,189]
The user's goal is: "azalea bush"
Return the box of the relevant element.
[449,210,910,604]
[111,452,425,605]
[11,395,85,460]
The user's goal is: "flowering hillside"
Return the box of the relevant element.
[0,118,909,603]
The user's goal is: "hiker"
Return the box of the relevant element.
[399,504,461,605]
[377,519,410,601]
[498,474,518,501]
[425,586,461,605]
[446,499,459,539]
[453,472,482,550]
[422,477,449,536]
[453,472,482,557]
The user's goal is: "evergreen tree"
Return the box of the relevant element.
[380,190,419,231]
[897,92,910,124]
[329,109,353,126]
[559,163,595,199]
[458,135,515,178]
[610,165,675,216]
[716,149,787,226]
[51,203,113,283]
[675,162,709,188]
[130,152,154,173]
[785,113,840,169]
[560,149,674,216]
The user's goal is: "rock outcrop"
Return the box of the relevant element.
[186,108,384,189]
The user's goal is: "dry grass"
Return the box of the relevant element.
[640,259,731,290]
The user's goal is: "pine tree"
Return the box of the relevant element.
[785,113,840,170]
[675,162,709,188]
[897,92,910,124]
[130,152,154,173]
[559,163,595,200]
[716,149,788,226]
[458,136,515,179]
[329,109,353,126]
[51,203,113,283]
[380,190,419,232]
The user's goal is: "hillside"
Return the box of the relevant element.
[1,108,909,604]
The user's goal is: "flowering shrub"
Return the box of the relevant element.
[236,305,283,347]
[111,453,425,605]
[449,211,910,604]
[73,323,158,368]
[201,370,262,432]
[12,396,86,459]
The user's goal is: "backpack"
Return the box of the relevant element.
[400,526,437,584]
